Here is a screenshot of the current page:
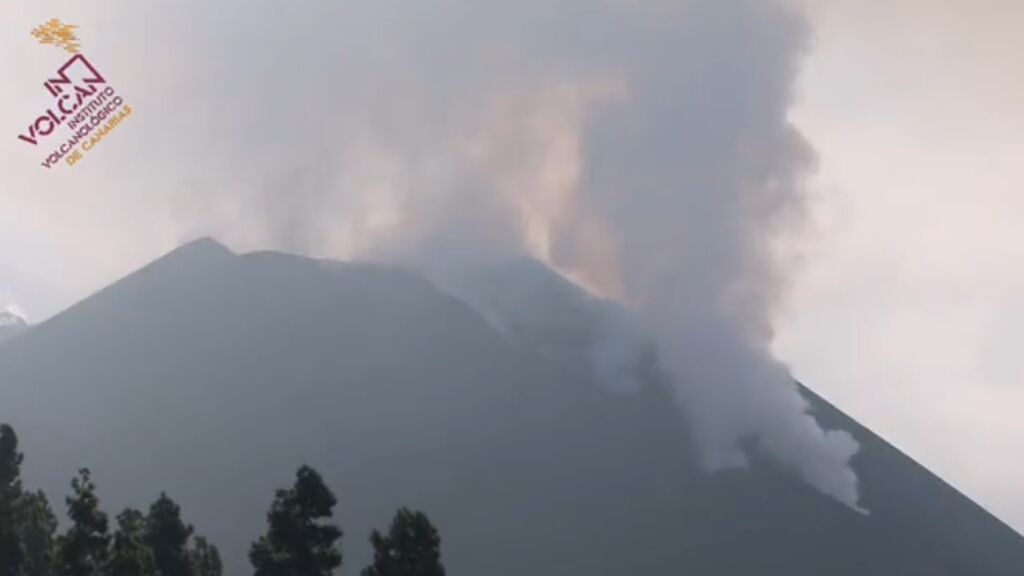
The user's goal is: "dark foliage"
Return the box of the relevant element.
[362,509,445,576]
[189,536,222,576]
[0,425,24,576]
[17,491,57,576]
[250,466,343,576]
[108,508,156,576]
[145,494,193,576]
[55,469,110,576]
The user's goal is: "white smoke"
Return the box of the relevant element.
[61,0,864,508]
[0,295,28,327]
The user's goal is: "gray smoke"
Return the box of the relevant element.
[82,0,862,507]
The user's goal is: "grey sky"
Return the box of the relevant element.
[781,0,1024,531]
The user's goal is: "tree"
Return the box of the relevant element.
[107,508,156,576]
[361,508,445,576]
[145,493,193,576]
[55,468,110,576]
[16,490,58,576]
[188,536,222,576]
[250,466,342,576]
[0,424,25,576]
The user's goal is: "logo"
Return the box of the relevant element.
[31,19,82,54]
[17,19,134,169]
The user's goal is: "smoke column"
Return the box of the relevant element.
[62,0,864,507]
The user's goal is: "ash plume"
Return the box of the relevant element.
[82,0,863,508]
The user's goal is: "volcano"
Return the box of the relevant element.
[1,238,1021,575]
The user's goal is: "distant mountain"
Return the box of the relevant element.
[1,238,1021,576]
[0,309,27,345]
